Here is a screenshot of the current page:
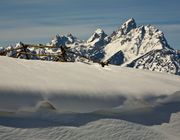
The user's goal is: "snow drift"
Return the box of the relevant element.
[0,56,180,112]
[0,56,180,139]
[0,112,180,140]
[0,56,180,125]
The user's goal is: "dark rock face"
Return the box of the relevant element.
[127,49,180,75]
[108,51,124,65]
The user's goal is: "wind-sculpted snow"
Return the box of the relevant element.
[0,56,180,139]
[153,112,180,138]
[0,56,180,124]
[0,114,180,140]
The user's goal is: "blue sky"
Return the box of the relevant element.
[0,0,180,49]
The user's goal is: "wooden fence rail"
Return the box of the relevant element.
[0,43,109,66]
[0,43,90,61]
[0,44,57,55]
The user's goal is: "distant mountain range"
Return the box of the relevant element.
[0,18,180,75]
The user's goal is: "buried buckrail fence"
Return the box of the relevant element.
[0,43,109,66]
[0,43,85,62]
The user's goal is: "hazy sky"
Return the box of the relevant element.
[0,0,180,49]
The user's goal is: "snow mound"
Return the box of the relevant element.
[36,100,56,110]
[0,56,180,114]
[153,112,180,138]
[0,56,180,139]
[0,56,179,127]
[0,118,178,140]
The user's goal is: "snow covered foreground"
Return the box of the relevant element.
[0,56,180,140]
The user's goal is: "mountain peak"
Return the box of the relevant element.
[94,28,105,34]
[51,34,66,46]
[50,33,80,47]
[121,18,137,34]
[110,18,137,40]
[87,28,108,44]
[125,18,136,24]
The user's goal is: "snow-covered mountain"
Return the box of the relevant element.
[85,28,110,61]
[127,49,180,75]
[87,28,110,47]
[104,19,171,63]
[1,18,180,75]
[102,18,179,75]
[50,33,82,47]
[48,18,180,75]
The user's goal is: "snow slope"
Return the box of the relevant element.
[0,56,180,139]
[0,56,180,113]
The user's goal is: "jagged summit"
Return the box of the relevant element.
[111,18,137,41]
[87,28,110,47]
[105,21,172,65]
[51,34,67,47]
[94,28,105,35]
[87,28,108,43]
[50,33,81,47]
[121,18,137,34]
